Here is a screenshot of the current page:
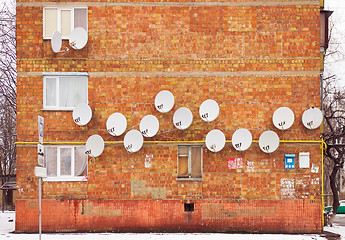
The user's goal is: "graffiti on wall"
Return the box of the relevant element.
[145,154,153,168]
[281,178,295,199]
[114,181,130,196]
[228,158,243,169]
[247,161,255,172]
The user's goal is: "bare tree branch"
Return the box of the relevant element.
[0,1,16,186]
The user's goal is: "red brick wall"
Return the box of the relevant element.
[16,0,323,233]
[16,199,322,233]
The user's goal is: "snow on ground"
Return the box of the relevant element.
[0,211,15,234]
[0,211,342,240]
[325,225,345,239]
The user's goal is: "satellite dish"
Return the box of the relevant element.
[106,113,127,136]
[205,129,226,152]
[51,31,62,53]
[258,130,280,153]
[69,27,88,50]
[155,90,174,113]
[231,128,252,151]
[173,107,193,130]
[140,115,159,137]
[273,107,294,130]
[72,103,92,126]
[85,134,104,158]
[199,99,220,122]
[124,130,144,153]
[302,107,323,130]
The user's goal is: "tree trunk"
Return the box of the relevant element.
[328,165,340,226]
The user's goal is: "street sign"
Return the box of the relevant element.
[37,144,44,166]
[38,115,44,144]
[34,166,47,178]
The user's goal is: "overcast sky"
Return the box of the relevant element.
[324,0,345,87]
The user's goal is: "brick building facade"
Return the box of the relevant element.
[16,0,324,233]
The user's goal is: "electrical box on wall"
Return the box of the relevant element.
[299,152,310,168]
[285,154,295,169]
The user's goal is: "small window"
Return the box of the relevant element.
[43,74,88,110]
[43,7,88,39]
[184,203,194,212]
[178,145,202,179]
[44,145,88,181]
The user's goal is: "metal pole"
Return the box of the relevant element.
[39,177,41,240]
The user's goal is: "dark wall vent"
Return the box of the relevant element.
[184,203,194,212]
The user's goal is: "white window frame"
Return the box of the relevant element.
[43,72,88,111]
[43,7,88,39]
[44,145,88,182]
[177,145,203,181]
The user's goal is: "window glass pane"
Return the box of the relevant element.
[45,78,56,107]
[60,148,72,176]
[45,147,57,177]
[191,147,202,178]
[178,146,188,156]
[44,8,58,38]
[74,8,87,30]
[178,157,189,177]
[74,146,87,176]
[59,76,87,107]
[61,10,72,37]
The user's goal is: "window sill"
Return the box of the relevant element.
[176,178,203,182]
[43,176,87,182]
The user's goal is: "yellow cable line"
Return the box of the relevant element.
[15,140,325,145]
[15,139,327,144]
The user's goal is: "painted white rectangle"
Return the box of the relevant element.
[299,152,310,168]
[34,166,47,178]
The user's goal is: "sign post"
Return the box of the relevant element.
[39,177,42,240]
[37,115,44,240]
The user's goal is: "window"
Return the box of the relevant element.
[43,73,88,110]
[184,203,194,212]
[43,7,88,39]
[177,145,202,179]
[44,145,88,181]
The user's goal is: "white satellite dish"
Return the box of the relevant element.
[124,130,144,153]
[106,113,127,136]
[69,27,88,50]
[155,90,174,113]
[273,107,294,130]
[302,107,323,130]
[199,99,220,122]
[173,107,193,130]
[258,130,280,153]
[205,129,226,152]
[72,103,92,126]
[51,31,62,53]
[140,115,159,137]
[231,128,252,151]
[85,134,104,158]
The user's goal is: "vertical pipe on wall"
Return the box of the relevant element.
[321,139,326,229]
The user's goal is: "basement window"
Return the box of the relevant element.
[184,203,194,212]
[177,145,202,180]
